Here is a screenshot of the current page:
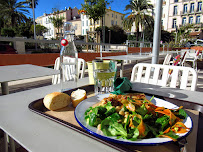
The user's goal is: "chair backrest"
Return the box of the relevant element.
[52,56,86,84]
[131,63,197,91]
[195,50,200,59]
[179,51,188,66]
[163,54,172,65]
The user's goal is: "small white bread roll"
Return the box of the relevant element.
[43,92,71,111]
[71,89,87,108]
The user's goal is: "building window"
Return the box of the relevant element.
[174,6,178,15]
[161,20,163,26]
[112,14,113,17]
[182,17,186,25]
[82,29,84,35]
[172,18,177,28]
[121,16,123,20]
[116,21,117,25]
[111,20,114,26]
[116,15,117,18]
[190,3,194,13]
[197,2,202,12]
[82,21,84,26]
[189,16,193,24]
[196,16,201,23]
[86,20,88,26]
[174,0,178,2]
[183,4,187,14]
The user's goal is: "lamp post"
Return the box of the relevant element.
[152,0,163,64]
[32,0,37,50]
[175,26,178,44]
[108,30,111,44]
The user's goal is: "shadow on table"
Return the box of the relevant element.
[131,82,188,99]
[131,82,203,114]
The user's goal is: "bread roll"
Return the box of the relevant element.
[43,92,71,111]
[71,89,87,108]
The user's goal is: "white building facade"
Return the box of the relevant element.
[36,13,56,39]
[81,14,90,35]
[151,0,202,32]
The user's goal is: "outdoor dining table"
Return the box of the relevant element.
[0,77,202,152]
[0,64,59,152]
[0,64,60,95]
[97,54,153,77]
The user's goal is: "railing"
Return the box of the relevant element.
[126,40,153,48]
[180,11,188,15]
[1,37,164,57]
[195,9,202,14]
[126,40,153,55]
[0,36,128,55]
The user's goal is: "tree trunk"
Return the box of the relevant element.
[136,25,139,47]
[93,20,96,31]
[11,15,15,27]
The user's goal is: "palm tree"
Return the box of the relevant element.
[0,0,30,27]
[123,0,153,42]
[26,0,38,39]
[49,15,65,39]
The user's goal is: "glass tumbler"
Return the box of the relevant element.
[92,60,117,94]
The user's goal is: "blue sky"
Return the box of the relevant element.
[27,0,131,18]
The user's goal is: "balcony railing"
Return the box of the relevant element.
[180,9,202,16]
[195,9,202,14]
[180,11,188,15]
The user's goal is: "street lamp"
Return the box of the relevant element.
[32,0,37,50]
[108,29,111,44]
[175,25,178,44]
[32,0,36,40]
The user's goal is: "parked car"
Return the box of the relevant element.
[183,39,203,47]
[194,39,203,46]
[0,44,18,54]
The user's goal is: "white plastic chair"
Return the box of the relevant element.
[169,51,188,67]
[179,51,189,66]
[52,56,86,84]
[131,63,198,91]
[185,50,200,70]
[163,54,172,65]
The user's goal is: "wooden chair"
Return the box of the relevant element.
[52,57,86,84]
[131,63,197,91]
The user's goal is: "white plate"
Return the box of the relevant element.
[74,94,193,145]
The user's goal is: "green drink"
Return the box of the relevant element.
[93,60,117,94]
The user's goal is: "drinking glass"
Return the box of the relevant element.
[92,60,117,94]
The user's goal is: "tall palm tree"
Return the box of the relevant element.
[26,0,38,39]
[0,0,30,27]
[123,0,153,42]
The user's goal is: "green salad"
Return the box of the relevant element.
[84,94,189,141]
